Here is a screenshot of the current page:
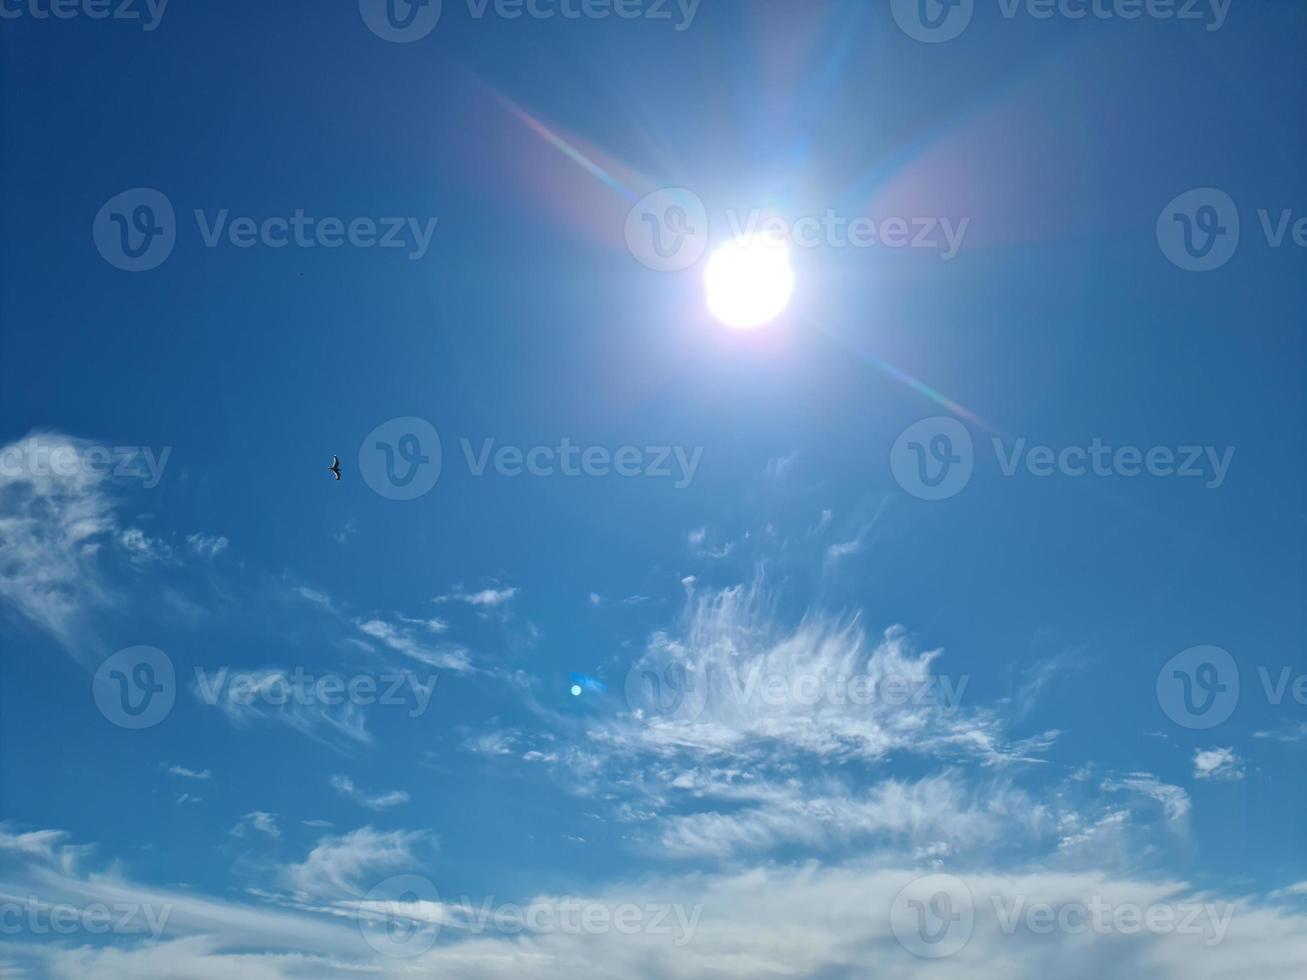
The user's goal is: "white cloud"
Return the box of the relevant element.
[186,533,229,559]
[278,827,426,901]
[464,730,519,757]
[1101,774,1192,824]
[231,812,281,840]
[810,509,833,535]
[762,451,798,481]
[194,670,373,749]
[6,831,1307,980]
[0,433,117,656]
[825,536,864,561]
[614,579,1041,766]
[1194,747,1246,782]
[435,585,518,608]
[119,527,172,564]
[330,775,409,811]
[295,586,335,611]
[356,618,471,671]
[1254,723,1307,743]
[167,765,212,781]
[399,614,448,634]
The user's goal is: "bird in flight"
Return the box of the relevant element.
[329,455,341,481]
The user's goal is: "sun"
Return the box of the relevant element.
[703,237,795,329]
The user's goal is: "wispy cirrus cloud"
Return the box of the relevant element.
[166,765,212,781]
[185,532,229,559]
[230,811,281,840]
[277,826,428,901]
[5,823,1307,979]
[330,774,409,811]
[193,668,374,749]
[0,433,117,658]
[435,585,518,608]
[356,617,470,671]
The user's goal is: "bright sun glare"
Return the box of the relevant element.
[704,238,795,329]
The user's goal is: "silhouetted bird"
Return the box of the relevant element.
[329,455,341,481]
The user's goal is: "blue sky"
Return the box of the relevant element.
[2,0,1306,976]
